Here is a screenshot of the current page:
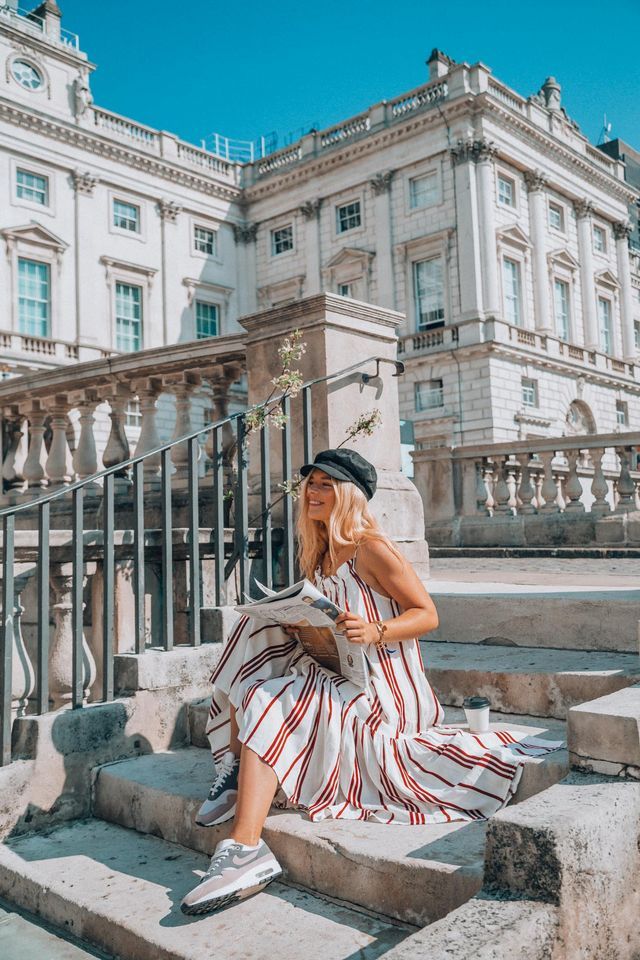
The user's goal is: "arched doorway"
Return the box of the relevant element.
[564,399,596,437]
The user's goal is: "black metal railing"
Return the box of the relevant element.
[0,356,403,766]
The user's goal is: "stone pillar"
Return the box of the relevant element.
[613,221,636,360]
[370,172,395,308]
[524,170,552,332]
[300,200,322,297]
[451,140,484,321]
[475,141,500,316]
[240,294,430,577]
[574,199,598,349]
[233,223,258,317]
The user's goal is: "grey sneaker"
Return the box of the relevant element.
[196,751,240,827]
[180,838,282,915]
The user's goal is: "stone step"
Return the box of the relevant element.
[422,641,640,719]
[425,582,640,653]
[0,820,413,960]
[93,717,567,927]
[0,900,111,960]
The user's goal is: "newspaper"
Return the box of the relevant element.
[234,579,369,690]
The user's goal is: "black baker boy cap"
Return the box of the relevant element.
[300,448,377,501]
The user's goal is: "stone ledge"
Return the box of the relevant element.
[568,683,640,771]
[114,642,223,692]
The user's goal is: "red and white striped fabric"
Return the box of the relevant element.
[205,559,563,825]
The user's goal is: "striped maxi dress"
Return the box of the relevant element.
[204,558,563,825]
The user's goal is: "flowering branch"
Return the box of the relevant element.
[244,329,306,437]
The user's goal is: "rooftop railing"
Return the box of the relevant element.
[0,2,79,49]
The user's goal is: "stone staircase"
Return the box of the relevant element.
[0,618,638,958]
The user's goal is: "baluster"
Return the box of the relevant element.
[563,449,585,512]
[49,562,97,709]
[539,451,559,511]
[46,402,73,488]
[589,447,610,515]
[483,460,496,514]
[475,458,489,514]
[506,458,518,513]
[22,402,48,495]
[2,414,28,496]
[518,452,537,514]
[133,381,162,487]
[614,446,636,513]
[11,569,35,718]
[492,456,511,514]
[72,394,99,491]
[166,374,200,484]
[101,388,131,492]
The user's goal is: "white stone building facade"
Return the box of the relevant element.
[1,2,639,461]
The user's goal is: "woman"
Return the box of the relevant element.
[181,448,561,916]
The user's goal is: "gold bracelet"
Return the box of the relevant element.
[373,619,387,648]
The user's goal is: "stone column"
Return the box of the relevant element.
[574,199,598,349]
[240,294,430,577]
[451,140,484,321]
[613,221,636,360]
[370,171,395,309]
[158,200,182,344]
[233,223,258,317]
[524,170,552,332]
[475,141,500,317]
[300,200,322,297]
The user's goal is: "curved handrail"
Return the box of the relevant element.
[0,355,402,518]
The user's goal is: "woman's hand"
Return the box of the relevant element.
[281,623,301,638]
[335,612,378,645]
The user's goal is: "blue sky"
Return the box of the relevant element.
[61,0,640,153]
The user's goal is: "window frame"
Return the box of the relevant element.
[17,256,51,338]
[270,222,295,257]
[193,223,217,257]
[194,299,219,339]
[553,277,571,341]
[592,223,608,256]
[412,255,446,332]
[335,198,363,235]
[548,200,566,234]
[10,158,54,215]
[521,377,538,409]
[615,400,628,428]
[114,280,143,353]
[597,295,613,355]
[496,171,517,209]
[415,378,444,413]
[408,169,440,212]
[109,191,145,241]
[502,256,523,327]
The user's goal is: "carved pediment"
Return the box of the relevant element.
[547,248,579,270]
[496,224,530,249]
[324,247,375,270]
[257,275,305,308]
[594,269,619,289]
[1,222,68,253]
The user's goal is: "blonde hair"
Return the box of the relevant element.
[296,471,401,579]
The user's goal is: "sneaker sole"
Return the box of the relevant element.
[180,869,282,916]
[194,804,237,828]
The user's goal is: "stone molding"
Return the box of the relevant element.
[232,223,258,244]
[613,220,633,241]
[573,198,594,220]
[158,199,182,222]
[370,170,395,195]
[299,199,322,220]
[182,277,233,306]
[523,169,548,192]
[450,138,497,165]
[72,169,99,195]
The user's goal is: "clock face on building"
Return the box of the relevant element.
[12,60,43,90]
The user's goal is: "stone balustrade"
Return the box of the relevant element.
[0,334,247,508]
[413,431,640,548]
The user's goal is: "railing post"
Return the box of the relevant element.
[564,449,585,512]
[45,401,73,489]
[518,453,537,514]
[101,387,131,492]
[589,447,611,515]
[21,402,48,495]
[72,394,99,491]
[614,446,636,513]
[539,451,560,512]
[134,382,162,488]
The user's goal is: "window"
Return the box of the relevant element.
[413,257,445,330]
[194,225,216,255]
[115,282,142,352]
[553,279,570,340]
[598,297,612,354]
[125,399,142,428]
[336,200,361,233]
[338,283,352,297]
[17,169,48,205]
[634,319,640,351]
[497,175,515,207]
[593,225,607,253]
[548,202,564,232]
[271,224,294,256]
[616,400,628,428]
[18,258,50,337]
[415,379,444,412]
[521,378,538,408]
[502,258,522,326]
[113,199,140,233]
[12,60,43,90]
[195,301,218,339]
[409,172,438,210]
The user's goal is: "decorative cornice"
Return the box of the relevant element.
[299,198,322,220]
[72,169,98,195]
[613,220,633,241]
[573,198,594,220]
[523,169,547,192]
[370,170,395,195]
[158,199,182,222]
[0,98,241,202]
[232,223,258,244]
[514,412,552,427]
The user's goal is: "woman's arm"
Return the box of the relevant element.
[336,538,438,644]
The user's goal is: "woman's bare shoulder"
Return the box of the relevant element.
[358,536,405,572]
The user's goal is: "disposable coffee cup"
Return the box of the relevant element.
[462,696,491,733]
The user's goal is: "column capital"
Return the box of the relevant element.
[72,169,99,195]
[232,223,259,244]
[613,220,633,242]
[523,169,547,192]
[158,199,182,222]
[473,138,498,163]
[370,170,395,195]
[299,198,323,220]
[573,198,594,220]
